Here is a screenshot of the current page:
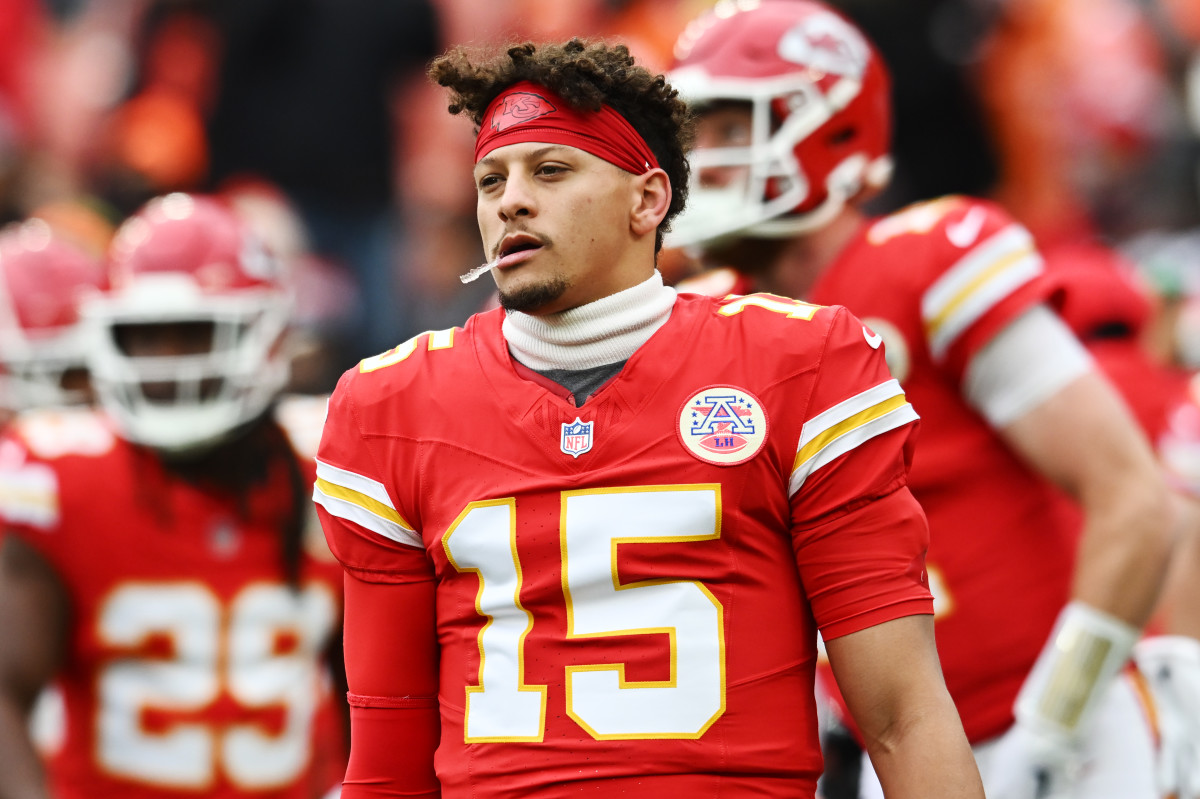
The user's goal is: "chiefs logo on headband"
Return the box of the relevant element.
[489,91,557,133]
[474,81,659,174]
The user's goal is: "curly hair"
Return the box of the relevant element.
[428,38,695,253]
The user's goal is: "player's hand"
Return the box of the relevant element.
[1135,635,1200,799]
[983,720,1080,799]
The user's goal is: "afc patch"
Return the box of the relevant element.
[561,417,594,459]
[678,385,768,466]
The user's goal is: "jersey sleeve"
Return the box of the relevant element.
[910,197,1055,380]
[787,306,933,640]
[0,419,78,569]
[0,429,62,554]
[312,370,432,584]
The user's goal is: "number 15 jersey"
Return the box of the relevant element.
[315,293,933,798]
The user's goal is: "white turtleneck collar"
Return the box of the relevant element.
[502,271,677,372]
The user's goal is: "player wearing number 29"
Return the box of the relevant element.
[312,39,983,798]
[665,2,1175,797]
[0,193,345,799]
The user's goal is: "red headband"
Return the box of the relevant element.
[474,81,660,175]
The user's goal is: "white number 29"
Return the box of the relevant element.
[443,486,726,742]
[96,582,337,789]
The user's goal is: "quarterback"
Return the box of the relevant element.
[313,37,983,798]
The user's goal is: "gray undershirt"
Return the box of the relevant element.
[536,361,627,406]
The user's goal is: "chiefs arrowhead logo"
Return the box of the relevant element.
[488,91,557,133]
[778,12,868,78]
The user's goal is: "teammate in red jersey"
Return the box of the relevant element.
[312,37,983,799]
[0,193,345,799]
[665,2,1174,797]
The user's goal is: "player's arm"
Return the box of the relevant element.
[966,305,1172,626]
[0,534,69,799]
[314,374,441,797]
[1132,411,1200,799]
[1131,491,1200,799]
[1001,368,1171,624]
[963,306,1172,794]
[826,614,984,798]
[339,571,440,798]
[789,305,982,795]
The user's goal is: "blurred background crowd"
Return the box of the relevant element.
[2,0,1199,394]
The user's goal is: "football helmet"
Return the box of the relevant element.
[0,219,107,411]
[85,192,292,454]
[666,0,893,248]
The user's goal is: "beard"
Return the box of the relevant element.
[497,273,570,314]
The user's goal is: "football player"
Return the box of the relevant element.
[0,218,107,422]
[313,36,983,798]
[665,1,1173,797]
[0,192,345,799]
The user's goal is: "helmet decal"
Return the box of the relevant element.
[666,0,893,248]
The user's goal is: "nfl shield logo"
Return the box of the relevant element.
[560,417,594,458]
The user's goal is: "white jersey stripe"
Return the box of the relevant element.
[312,459,420,548]
[922,224,1043,360]
[0,465,59,529]
[789,380,918,496]
[315,459,396,508]
[313,480,422,549]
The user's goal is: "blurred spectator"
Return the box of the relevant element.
[201,0,440,374]
[976,0,1181,246]
[28,0,442,390]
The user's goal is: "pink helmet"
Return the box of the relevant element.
[666,0,893,247]
[85,192,292,453]
[0,219,106,411]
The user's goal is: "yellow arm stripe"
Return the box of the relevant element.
[788,379,918,497]
[315,477,413,531]
[792,394,910,473]
[924,246,1032,341]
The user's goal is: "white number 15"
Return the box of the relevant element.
[443,486,727,743]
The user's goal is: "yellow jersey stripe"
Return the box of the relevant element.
[924,245,1032,341]
[314,477,413,531]
[792,393,910,474]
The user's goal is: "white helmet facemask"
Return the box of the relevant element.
[84,273,291,455]
[666,69,882,251]
[0,326,92,411]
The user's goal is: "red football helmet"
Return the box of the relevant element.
[666,0,893,247]
[85,192,292,454]
[0,219,106,412]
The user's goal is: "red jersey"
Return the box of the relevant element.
[806,196,1079,742]
[1043,240,1191,441]
[0,401,343,799]
[314,293,932,798]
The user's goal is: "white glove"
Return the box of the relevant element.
[1134,635,1200,799]
[982,720,1081,799]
